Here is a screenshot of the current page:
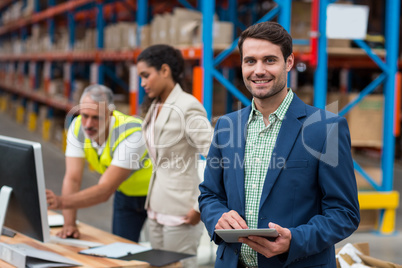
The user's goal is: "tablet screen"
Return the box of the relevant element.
[215,228,279,243]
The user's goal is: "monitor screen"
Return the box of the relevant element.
[0,135,50,243]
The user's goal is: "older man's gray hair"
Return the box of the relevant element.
[80,84,116,111]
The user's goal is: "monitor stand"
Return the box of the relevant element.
[0,185,12,238]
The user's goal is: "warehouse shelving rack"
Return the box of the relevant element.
[312,0,400,234]
[0,0,400,234]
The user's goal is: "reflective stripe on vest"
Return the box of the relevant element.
[73,110,152,196]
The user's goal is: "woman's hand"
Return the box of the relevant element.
[183,209,201,225]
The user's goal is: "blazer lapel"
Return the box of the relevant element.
[235,106,252,215]
[153,84,183,158]
[259,94,307,208]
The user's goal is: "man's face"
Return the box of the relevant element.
[241,38,294,100]
[79,95,110,142]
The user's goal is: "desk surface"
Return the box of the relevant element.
[0,214,180,268]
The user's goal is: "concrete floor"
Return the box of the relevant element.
[1,111,401,267]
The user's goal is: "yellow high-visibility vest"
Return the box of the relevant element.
[73,110,152,196]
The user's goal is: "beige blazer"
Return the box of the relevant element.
[143,84,212,216]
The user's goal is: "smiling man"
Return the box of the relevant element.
[199,21,360,267]
[46,84,152,242]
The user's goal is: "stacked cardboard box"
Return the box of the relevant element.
[74,28,96,51]
[291,0,351,49]
[48,79,65,98]
[148,7,233,48]
[327,92,383,148]
[105,22,137,51]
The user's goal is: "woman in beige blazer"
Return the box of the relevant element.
[137,44,212,267]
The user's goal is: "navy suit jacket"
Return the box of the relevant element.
[199,94,360,267]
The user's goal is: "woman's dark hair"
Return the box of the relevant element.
[137,44,185,85]
[138,44,185,116]
[238,21,293,62]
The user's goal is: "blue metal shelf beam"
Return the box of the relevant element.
[382,0,400,191]
[314,0,328,109]
[201,0,215,118]
[353,39,388,73]
[104,65,129,92]
[136,0,148,111]
[315,0,400,193]
[96,1,104,85]
[201,0,292,119]
[177,0,196,10]
[339,73,387,116]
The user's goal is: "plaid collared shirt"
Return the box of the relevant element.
[240,89,293,267]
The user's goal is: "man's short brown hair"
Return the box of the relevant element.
[238,21,293,62]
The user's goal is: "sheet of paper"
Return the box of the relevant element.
[49,235,103,248]
[79,242,151,258]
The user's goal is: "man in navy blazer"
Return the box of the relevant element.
[199,21,360,267]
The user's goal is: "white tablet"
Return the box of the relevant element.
[215,228,279,243]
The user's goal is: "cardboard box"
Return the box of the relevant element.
[48,79,64,97]
[140,24,151,49]
[150,14,163,45]
[291,1,351,48]
[328,39,351,48]
[347,93,383,148]
[119,22,137,50]
[327,92,383,148]
[336,243,402,268]
[104,24,115,50]
[159,13,172,45]
[170,7,202,46]
[291,1,311,40]
[357,209,379,232]
[213,21,234,48]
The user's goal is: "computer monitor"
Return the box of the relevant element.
[0,135,50,243]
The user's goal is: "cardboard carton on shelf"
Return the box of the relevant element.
[149,13,172,45]
[192,20,234,49]
[347,93,383,148]
[357,209,379,232]
[213,21,234,48]
[140,24,151,49]
[150,14,163,45]
[291,0,352,50]
[290,1,311,40]
[327,92,383,148]
[327,39,351,48]
[169,7,202,46]
[104,24,116,51]
[48,79,65,98]
[162,13,173,45]
[119,22,137,50]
